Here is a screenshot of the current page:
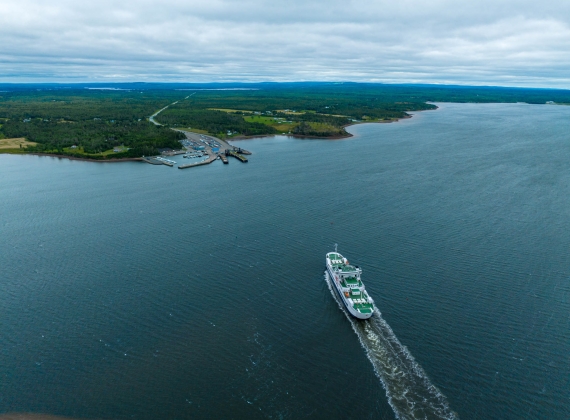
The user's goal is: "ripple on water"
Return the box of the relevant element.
[325,272,458,420]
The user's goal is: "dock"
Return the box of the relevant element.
[234,147,252,155]
[226,149,248,162]
[168,129,254,169]
[154,156,176,166]
[142,156,175,166]
[162,150,186,156]
[141,156,164,165]
[178,154,217,169]
[142,156,176,166]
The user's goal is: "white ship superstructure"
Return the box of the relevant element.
[326,249,374,319]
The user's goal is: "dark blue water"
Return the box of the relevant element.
[1,103,569,419]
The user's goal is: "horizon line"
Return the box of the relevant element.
[0,81,569,91]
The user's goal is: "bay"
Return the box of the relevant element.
[1,103,569,419]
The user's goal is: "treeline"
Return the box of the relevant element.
[292,122,348,137]
[2,119,183,156]
[3,83,568,157]
[171,89,435,120]
[0,90,177,121]
[311,101,435,120]
[156,108,277,136]
[274,112,350,127]
[159,83,570,119]
[179,83,570,107]
[0,90,184,157]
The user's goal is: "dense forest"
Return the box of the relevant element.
[3,119,183,157]
[161,86,438,121]
[155,86,438,137]
[0,91,184,157]
[291,121,347,137]
[1,83,569,159]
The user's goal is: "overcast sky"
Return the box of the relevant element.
[1,0,570,87]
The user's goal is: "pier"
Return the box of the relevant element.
[141,156,163,165]
[175,129,250,167]
[141,127,253,169]
[178,154,217,169]
[154,156,176,166]
[226,149,248,162]
[234,147,252,155]
[161,150,186,156]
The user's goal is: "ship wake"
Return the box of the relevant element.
[325,272,458,420]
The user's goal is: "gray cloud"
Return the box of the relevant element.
[1,0,570,87]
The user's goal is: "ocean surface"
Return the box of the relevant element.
[1,103,569,420]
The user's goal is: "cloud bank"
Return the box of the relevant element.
[1,0,570,87]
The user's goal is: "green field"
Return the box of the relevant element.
[243,115,296,133]
[241,115,343,136]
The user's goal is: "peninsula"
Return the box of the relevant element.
[1,82,569,162]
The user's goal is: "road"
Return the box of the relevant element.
[147,96,252,169]
[148,93,195,126]
[149,103,174,126]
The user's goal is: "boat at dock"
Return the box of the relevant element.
[226,149,248,162]
[154,156,176,167]
[326,246,374,319]
[234,147,252,155]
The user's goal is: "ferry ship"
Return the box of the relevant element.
[326,247,375,319]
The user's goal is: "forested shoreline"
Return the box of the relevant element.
[1,83,568,159]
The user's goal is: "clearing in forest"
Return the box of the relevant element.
[0,138,37,149]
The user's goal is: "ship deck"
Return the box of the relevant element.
[354,303,374,313]
[348,288,374,313]
[328,253,375,316]
[340,276,362,288]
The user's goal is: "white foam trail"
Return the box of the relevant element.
[325,272,458,420]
